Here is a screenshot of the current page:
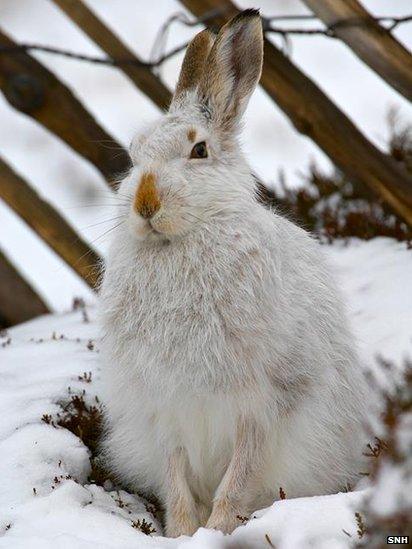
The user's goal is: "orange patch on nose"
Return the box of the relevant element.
[187,128,196,142]
[134,172,160,219]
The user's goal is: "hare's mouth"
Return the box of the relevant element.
[148,220,162,235]
[130,207,187,243]
[145,221,168,240]
[145,218,174,244]
[129,213,164,242]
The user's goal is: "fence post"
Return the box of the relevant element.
[302,0,412,102]
[0,29,130,185]
[52,0,172,109]
[0,157,102,289]
[0,248,49,327]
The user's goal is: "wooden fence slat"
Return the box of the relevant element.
[0,247,49,328]
[0,29,130,185]
[302,0,412,103]
[0,157,101,289]
[179,0,412,227]
[52,0,172,110]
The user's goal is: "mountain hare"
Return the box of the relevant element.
[100,9,368,537]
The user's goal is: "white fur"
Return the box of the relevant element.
[99,13,368,535]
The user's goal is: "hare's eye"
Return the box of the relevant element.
[190,141,208,159]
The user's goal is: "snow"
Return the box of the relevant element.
[1,237,411,548]
[328,238,412,367]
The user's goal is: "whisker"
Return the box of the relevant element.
[64,203,130,210]
[73,246,102,266]
[97,189,133,200]
[80,215,127,231]
[76,221,126,265]
[92,220,125,243]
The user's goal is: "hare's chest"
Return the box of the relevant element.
[120,265,271,391]
[103,238,277,391]
[132,266,232,348]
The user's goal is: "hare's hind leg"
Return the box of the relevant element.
[164,447,200,537]
[206,417,266,534]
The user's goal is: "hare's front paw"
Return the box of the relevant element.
[206,499,243,534]
[165,507,199,538]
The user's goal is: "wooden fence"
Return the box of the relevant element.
[0,0,411,326]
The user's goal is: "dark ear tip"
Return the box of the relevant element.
[240,8,260,17]
[234,8,261,22]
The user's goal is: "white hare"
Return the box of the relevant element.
[100,9,368,537]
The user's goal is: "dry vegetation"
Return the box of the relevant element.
[41,388,106,483]
[259,111,412,245]
[356,361,412,546]
[41,386,160,535]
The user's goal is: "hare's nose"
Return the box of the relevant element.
[133,172,161,219]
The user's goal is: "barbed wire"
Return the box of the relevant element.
[263,14,412,37]
[0,42,188,68]
[0,10,411,69]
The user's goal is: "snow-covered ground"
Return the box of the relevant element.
[1,237,411,548]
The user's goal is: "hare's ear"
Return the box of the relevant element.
[170,29,215,111]
[198,9,263,131]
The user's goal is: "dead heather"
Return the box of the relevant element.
[131,518,156,535]
[41,389,161,532]
[42,388,108,485]
[258,113,412,246]
[356,361,412,546]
